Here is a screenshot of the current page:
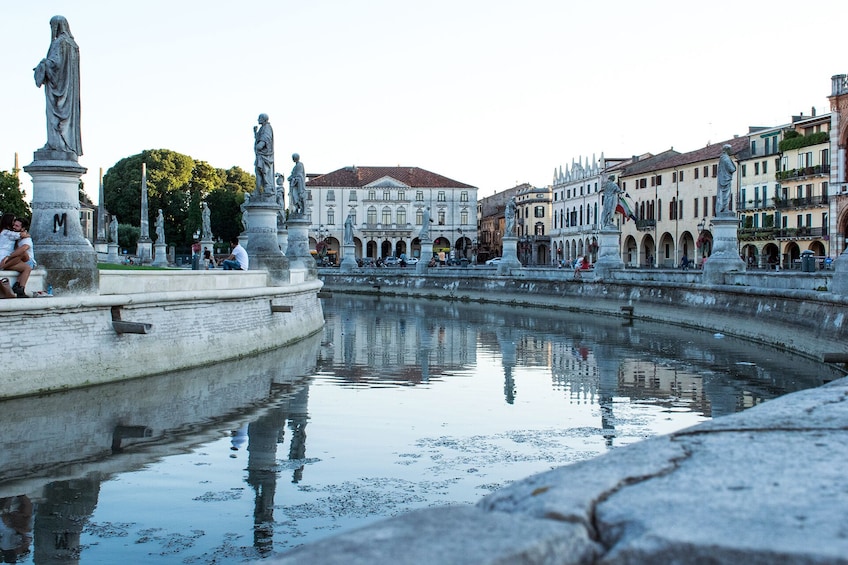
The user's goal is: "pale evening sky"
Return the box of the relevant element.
[1,0,844,205]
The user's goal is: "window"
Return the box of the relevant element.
[781,156,788,171]
[704,166,709,178]
[656,175,662,186]
[703,197,708,216]
[534,206,545,218]
[460,210,468,224]
[694,198,699,218]
[535,223,544,236]
[694,168,699,179]
[416,191,424,201]
[821,148,830,166]
[383,191,391,201]
[368,190,376,200]
[741,164,747,177]
[751,140,757,155]
[397,207,406,225]
[382,207,392,225]
[367,206,377,225]
[437,191,446,202]
[415,208,423,225]
[438,210,445,224]
[805,213,812,227]
[639,178,647,189]
[672,171,677,183]
[762,161,768,174]
[327,189,335,201]
[754,162,760,175]
[327,209,335,225]
[398,191,405,201]
[349,210,357,225]
[711,164,717,177]
[657,199,662,221]
[460,191,468,202]
[349,191,357,201]
[679,200,683,220]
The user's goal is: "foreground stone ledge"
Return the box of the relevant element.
[266,377,848,564]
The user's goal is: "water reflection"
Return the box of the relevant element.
[0,296,843,563]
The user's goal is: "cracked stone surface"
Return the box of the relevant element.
[264,378,848,564]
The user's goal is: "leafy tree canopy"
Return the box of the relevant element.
[103,150,254,249]
[0,170,31,219]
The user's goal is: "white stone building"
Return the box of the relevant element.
[305,166,477,263]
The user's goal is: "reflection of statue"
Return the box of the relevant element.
[716,144,736,216]
[201,202,212,240]
[505,198,516,237]
[344,212,354,245]
[34,15,82,157]
[240,193,250,232]
[155,209,165,242]
[253,113,274,195]
[601,175,622,228]
[109,215,118,243]
[419,206,432,240]
[288,153,306,216]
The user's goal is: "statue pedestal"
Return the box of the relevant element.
[703,216,746,284]
[340,243,358,272]
[497,237,522,275]
[23,157,98,294]
[244,198,290,285]
[416,242,434,273]
[593,227,624,280]
[277,228,288,256]
[152,243,168,267]
[831,246,848,295]
[285,217,316,280]
[136,238,153,265]
[107,243,120,264]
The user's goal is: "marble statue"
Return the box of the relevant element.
[288,153,306,216]
[275,173,286,226]
[344,212,354,245]
[419,206,432,240]
[201,202,212,240]
[716,144,736,216]
[601,174,622,228]
[504,197,516,237]
[240,193,250,232]
[253,113,274,195]
[109,215,118,243]
[34,15,82,157]
[155,209,165,243]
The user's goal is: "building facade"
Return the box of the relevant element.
[514,183,552,266]
[476,185,523,263]
[305,166,476,263]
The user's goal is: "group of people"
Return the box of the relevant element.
[0,213,35,298]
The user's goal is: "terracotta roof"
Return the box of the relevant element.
[621,137,750,176]
[307,166,476,189]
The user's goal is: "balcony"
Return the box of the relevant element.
[635,219,656,231]
[738,228,776,241]
[739,198,777,211]
[774,194,828,210]
[775,164,830,181]
[775,226,828,239]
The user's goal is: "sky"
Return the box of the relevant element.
[1,0,845,205]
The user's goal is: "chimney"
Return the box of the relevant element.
[812,106,816,117]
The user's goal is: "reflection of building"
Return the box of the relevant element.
[306,166,477,262]
[319,298,477,383]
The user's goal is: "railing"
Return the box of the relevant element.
[774,195,829,210]
[738,198,777,211]
[776,164,830,181]
[738,228,776,241]
[635,219,656,231]
[775,226,828,239]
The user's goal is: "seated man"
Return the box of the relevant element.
[0,218,34,298]
[221,237,249,271]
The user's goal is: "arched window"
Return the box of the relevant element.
[367,206,377,225]
[397,207,407,225]
[382,206,392,225]
[416,208,423,225]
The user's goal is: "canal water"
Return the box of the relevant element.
[1,295,842,564]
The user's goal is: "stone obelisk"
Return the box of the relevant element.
[136,162,153,264]
[94,168,107,256]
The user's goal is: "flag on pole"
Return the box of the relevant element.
[616,193,637,222]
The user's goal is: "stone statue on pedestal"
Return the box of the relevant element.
[601,175,622,228]
[716,144,736,216]
[288,153,306,217]
[155,209,165,243]
[253,113,274,197]
[201,202,212,240]
[34,15,82,158]
[344,212,355,245]
[240,193,250,232]
[419,206,432,241]
[109,215,118,243]
[505,198,516,237]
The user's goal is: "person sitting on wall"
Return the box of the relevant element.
[203,247,216,269]
[574,256,591,280]
[679,254,690,270]
[222,237,249,271]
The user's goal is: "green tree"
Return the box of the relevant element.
[117,223,140,252]
[0,170,31,219]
